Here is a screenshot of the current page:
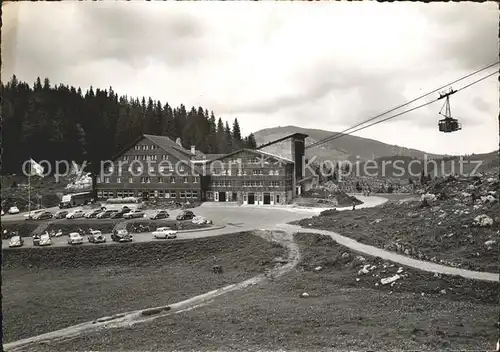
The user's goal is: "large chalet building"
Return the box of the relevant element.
[94,132,313,205]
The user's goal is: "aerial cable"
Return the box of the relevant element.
[309,70,497,146]
[305,61,499,150]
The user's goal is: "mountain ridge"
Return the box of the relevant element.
[253,125,448,162]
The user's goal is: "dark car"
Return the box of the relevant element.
[54,210,69,219]
[34,211,53,220]
[32,234,41,246]
[96,210,119,219]
[110,208,131,219]
[150,210,169,220]
[84,209,103,219]
[176,210,195,221]
[111,229,133,242]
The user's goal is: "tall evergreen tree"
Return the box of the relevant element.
[246,133,257,149]
[224,121,233,153]
[232,118,242,148]
[0,75,257,175]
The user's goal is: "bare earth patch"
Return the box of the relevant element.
[27,232,498,351]
[2,232,285,343]
[293,200,499,272]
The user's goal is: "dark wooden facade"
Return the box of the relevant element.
[94,136,202,201]
[205,149,294,205]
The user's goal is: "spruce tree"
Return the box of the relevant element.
[224,121,233,153]
[232,118,242,148]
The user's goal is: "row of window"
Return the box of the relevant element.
[97,176,200,184]
[211,169,281,176]
[133,145,159,151]
[105,165,188,173]
[98,189,199,199]
[122,155,169,161]
[215,157,282,165]
[210,181,282,188]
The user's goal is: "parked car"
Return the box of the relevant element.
[1,209,4,216]
[150,210,169,220]
[96,210,119,219]
[110,208,131,219]
[152,227,177,239]
[33,234,41,246]
[68,232,84,245]
[176,210,195,221]
[39,233,52,246]
[9,235,24,248]
[33,211,53,220]
[87,229,106,243]
[123,209,145,219]
[54,210,69,219]
[8,206,20,215]
[111,229,133,242]
[85,209,103,219]
[24,209,44,220]
[66,210,85,219]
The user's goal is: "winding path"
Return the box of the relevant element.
[4,195,498,350]
[3,230,300,351]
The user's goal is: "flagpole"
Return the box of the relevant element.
[28,157,31,215]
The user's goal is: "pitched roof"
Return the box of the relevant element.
[137,135,190,162]
[256,132,308,150]
[210,149,294,164]
[192,153,227,161]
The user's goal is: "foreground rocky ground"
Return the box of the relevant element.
[27,232,498,351]
[294,173,499,272]
[2,232,285,343]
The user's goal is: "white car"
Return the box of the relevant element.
[88,230,106,243]
[8,206,20,214]
[1,209,5,216]
[66,210,85,219]
[9,235,24,248]
[24,209,44,220]
[123,209,145,219]
[68,232,84,245]
[153,227,178,239]
[39,234,52,246]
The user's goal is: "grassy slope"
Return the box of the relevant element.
[2,232,285,343]
[293,200,499,272]
[30,233,498,351]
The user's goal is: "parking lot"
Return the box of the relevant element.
[2,196,388,249]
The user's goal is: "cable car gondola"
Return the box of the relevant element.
[438,88,462,133]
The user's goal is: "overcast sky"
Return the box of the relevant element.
[2,1,498,155]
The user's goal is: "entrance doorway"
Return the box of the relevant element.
[263,193,271,205]
[232,192,237,201]
[218,191,226,202]
[247,193,255,205]
[276,194,280,204]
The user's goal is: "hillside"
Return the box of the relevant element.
[355,151,499,179]
[253,126,447,162]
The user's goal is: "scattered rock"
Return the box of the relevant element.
[481,195,496,203]
[314,266,323,272]
[358,265,371,275]
[397,267,403,274]
[440,289,447,294]
[300,292,309,298]
[473,214,493,227]
[484,240,496,249]
[380,274,401,285]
